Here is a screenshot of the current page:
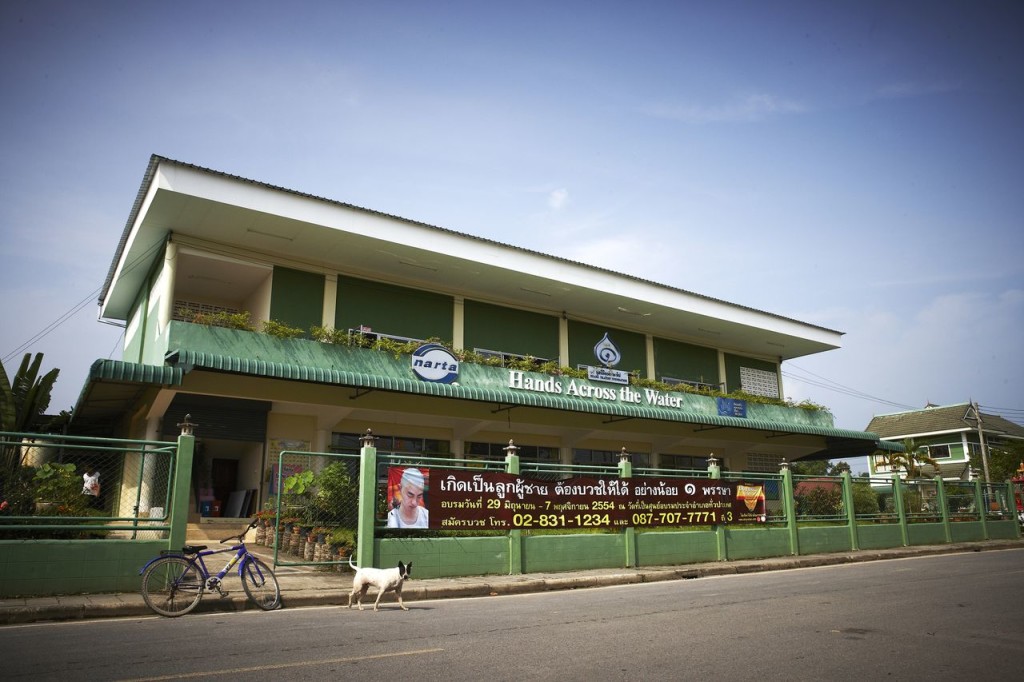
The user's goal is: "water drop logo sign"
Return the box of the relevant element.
[411,343,460,384]
[593,333,621,368]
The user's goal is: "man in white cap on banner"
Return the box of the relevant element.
[387,467,429,528]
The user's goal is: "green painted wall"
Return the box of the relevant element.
[463,300,559,360]
[376,536,509,579]
[723,353,778,394]
[0,540,164,598]
[988,520,1019,539]
[653,338,720,385]
[567,321,646,373]
[907,523,948,546]
[725,526,793,559]
[796,526,852,555]
[270,266,325,335]
[950,522,985,542]
[856,523,905,550]
[636,530,718,565]
[335,275,453,342]
[523,533,626,572]
[124,295,144,363]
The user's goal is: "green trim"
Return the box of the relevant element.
[88,359,184,385]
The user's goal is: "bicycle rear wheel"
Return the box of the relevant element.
[240,556,281,610]
[141,556,204,617]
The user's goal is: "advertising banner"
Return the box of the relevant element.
[408,468,766,531]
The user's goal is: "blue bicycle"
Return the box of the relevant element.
[139,518,281,617]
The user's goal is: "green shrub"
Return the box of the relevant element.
[262,319,306,339]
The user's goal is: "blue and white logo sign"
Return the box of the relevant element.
[411,343,460,384]
[593,333,621,368]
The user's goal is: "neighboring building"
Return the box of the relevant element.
[866,403,1024,481]
[71,156,886,519]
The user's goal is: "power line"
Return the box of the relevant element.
[783,363,917,411]
[2,238,165,365]
[2,288,102,364]
[979,405,1024,427]
[979,404,1024,414]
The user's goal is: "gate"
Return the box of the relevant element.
[260,450,361,569]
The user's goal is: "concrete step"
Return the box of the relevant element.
[186,518,255,543]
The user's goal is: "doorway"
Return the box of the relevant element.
[212,458,238,516]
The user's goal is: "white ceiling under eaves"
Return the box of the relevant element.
[100,158,843,361]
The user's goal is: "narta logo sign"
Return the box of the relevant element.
[411,343,460,384]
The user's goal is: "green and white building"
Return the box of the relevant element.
[72,155,887,519]
[866,403,1024,481]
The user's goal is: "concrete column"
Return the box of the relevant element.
[618,448,635,568]
[453,296,465,350]
[504,441,523,575]
[355,430,379,569]
[780,462,799,556]
[974,479,989,540]
[322,274,338,328]
[935,475,952,544]
[841,471,859,551]
[893,479,909,547]
[168,415,196,551]
[708,455,727,560]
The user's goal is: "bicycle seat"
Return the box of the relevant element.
[182,545,207,554]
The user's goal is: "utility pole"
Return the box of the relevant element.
[970,400,992,484]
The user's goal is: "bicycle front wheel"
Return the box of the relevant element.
[240,556,281,610]
[140,556,204,617]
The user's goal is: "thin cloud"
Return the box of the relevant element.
[643,93,806,123]
[548,188,569,210]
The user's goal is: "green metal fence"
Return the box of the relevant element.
[0,431,176,539]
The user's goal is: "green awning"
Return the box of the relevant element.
[69,360,184,435]
[165,348,881,444]
[88,359,184,385]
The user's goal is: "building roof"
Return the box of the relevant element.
[865,403,1024,440]
[99,155,844,361]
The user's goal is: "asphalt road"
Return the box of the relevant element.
[3,548,1023,681]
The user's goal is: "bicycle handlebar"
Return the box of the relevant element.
[219,518,259,544]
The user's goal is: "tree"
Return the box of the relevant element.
[879,438,940,480]
[791,460,828,476]
[981,440,1024,482]
[791,460,852,476]
[0,353,60,431]
[1,353,60,479]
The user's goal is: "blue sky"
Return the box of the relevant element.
[2,1,1022,458]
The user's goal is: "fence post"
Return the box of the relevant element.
[1008,481,1022,539]
[974,479,990,540]
[780,461,799,556]
[935,475,952,543]
[708,455,727,561]
[841,471,858,551]
[618,448,636,568]
[893,479,909,546]
[169,415,197,551]
[355,430,378,569]
[504,441,523,575]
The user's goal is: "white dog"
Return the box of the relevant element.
[347,558,412,611]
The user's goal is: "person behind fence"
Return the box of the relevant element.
[82,466,101,508]
[387,467,428,528]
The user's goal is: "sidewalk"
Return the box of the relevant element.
[2,539,1021,625]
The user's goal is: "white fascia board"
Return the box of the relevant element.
[879,428,971,440]
[99,177,161,321]
[159,163,840,345]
